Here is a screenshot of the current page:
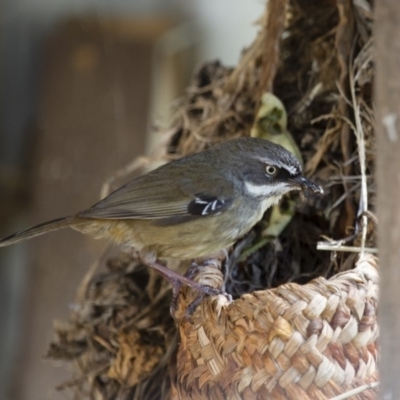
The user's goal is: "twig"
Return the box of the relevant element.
[349,46,369,257]
[329,381,379,399]
[74,251,107,304]
[326,183,359,216]
[258,0,288,96]
[55,363,110,390]
[335,0,356,237]
[317,241,377,254]
[293,82,323,114]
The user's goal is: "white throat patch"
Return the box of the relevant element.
[260,194,284,214]
[245,181,290,215]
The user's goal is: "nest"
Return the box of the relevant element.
[48,0,377,399]
[173,255,378,399]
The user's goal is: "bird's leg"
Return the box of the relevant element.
[170,261,201,314]
[133,250,221,296]
[144,257,222,317]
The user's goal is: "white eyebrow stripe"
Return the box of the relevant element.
[257,157,299,176]
[284,165,298,175]
[245,181,288,197]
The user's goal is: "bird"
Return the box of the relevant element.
[0,137,323,293]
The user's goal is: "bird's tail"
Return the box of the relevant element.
[0,216,76,248]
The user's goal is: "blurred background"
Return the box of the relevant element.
[0,0,264,399]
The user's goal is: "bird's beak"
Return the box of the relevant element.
[288,175,324,195]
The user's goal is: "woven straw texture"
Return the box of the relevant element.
[173,255,379,400]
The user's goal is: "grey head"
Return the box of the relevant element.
[210,137,323,199]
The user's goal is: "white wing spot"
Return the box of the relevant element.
[195,197,208,204]
[202,203,212,215]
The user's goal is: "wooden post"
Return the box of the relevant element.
[375,0,400,397]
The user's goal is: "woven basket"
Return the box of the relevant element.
[172,255,379,400]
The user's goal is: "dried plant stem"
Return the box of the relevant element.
[349,60,369,257]
[329,381,379,400]
[317,241,378,254]
[335,0,356,236]
[259,0,288,96]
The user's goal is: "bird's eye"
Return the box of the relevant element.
[265,165,278,175]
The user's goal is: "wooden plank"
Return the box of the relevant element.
[375,0,400,398]
[12,18,155,400]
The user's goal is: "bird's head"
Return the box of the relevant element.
[215,137,323,204]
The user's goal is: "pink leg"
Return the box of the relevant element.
[135,250,220,296]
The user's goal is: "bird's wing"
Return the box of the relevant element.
[78,166,233,221]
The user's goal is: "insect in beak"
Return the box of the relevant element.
[288,175,324,195]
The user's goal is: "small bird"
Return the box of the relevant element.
[0,138,323,292]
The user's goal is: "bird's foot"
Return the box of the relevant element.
[132,251,221,315]
[179,261,233,319]
[169,261,223,316]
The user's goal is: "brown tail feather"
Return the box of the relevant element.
[0,216,76,247]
